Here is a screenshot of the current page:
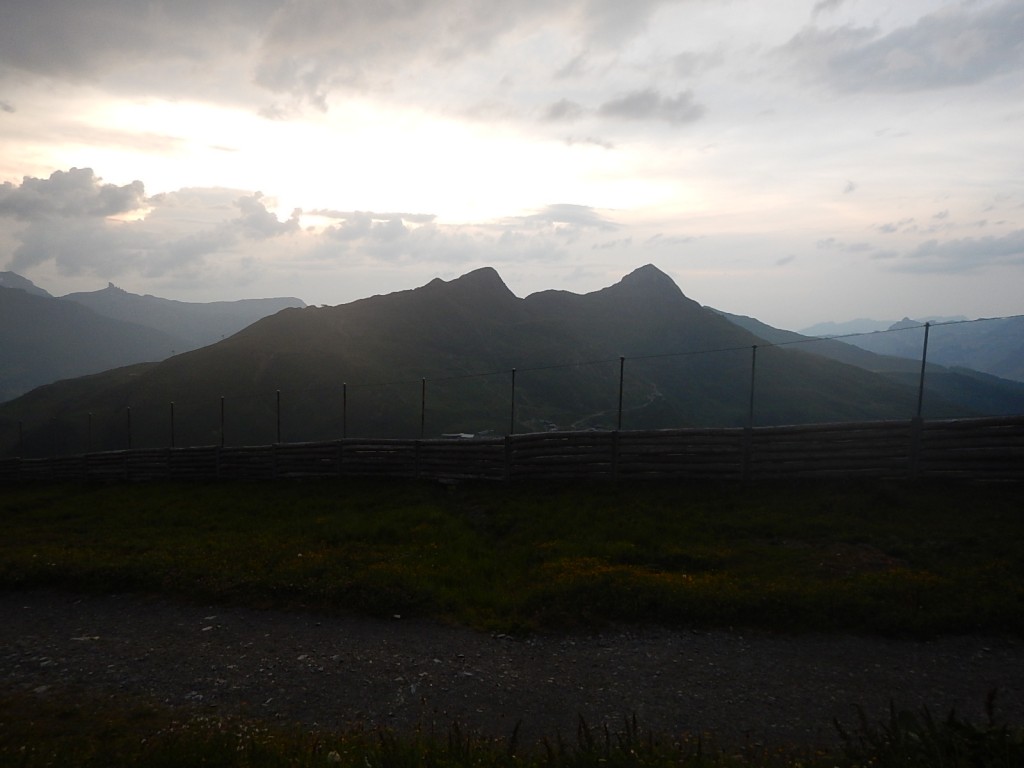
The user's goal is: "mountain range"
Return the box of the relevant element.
[811,316,1024,384]
[0,273,304,402]
[2,265,1021,458]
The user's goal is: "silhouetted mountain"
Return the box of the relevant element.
[0,272,51,297]
[6,265,1015,458]
[0,273,307,403]
[0,285,184,402]
[63,283,305,348]
[715,309,1024,415]
[800,316,966,337]
[829,316,1024,383]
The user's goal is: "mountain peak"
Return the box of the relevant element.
[451,266,510,290]
[0,271,52,298]
[620,263,677,287]
[605,264,687,303]
[425,267,518,302]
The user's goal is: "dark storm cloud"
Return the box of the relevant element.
[783,1,1024,92]
[0,168,144,221]
[598,89,705,124]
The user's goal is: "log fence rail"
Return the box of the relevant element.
[1,415,1021,484]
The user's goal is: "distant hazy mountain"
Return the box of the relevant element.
[800,316,966,337]
[0,285,186,402]
[826,317,1024,384]
[0,274,307,403]
[5,265,1018,458]
[0,271,51,297]
[716,310,1024,415]
[63,283,305,349]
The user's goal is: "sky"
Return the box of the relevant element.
[0,0,1022,331]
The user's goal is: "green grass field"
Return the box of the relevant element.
[2,478,1022,636]
[2,477,1023,766]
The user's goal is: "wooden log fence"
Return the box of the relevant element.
[0,415,1021,484]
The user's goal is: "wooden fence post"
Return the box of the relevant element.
[909,416,923,479]
[742,427,752,482]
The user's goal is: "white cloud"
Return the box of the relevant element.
[0,168,144,221]
[1,173,299,280]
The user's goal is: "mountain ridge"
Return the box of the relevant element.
[4,265,1019,457]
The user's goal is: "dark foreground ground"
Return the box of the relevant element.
[2,590,1022,750]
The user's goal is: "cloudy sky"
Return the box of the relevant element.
[0,0,1021,330]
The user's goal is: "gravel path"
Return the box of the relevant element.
[2,590,1022,749]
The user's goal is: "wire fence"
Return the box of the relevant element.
[2,315,1022,459]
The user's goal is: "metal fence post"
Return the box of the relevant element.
[170,402,175,448]
[87,412,93,453]
[276,389,281,444]
[342,383,347,439]
[127,406,132,450]
[220,396,225,447]
[916,322,931,419]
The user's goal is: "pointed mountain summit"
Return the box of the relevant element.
[608,264,686,300]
